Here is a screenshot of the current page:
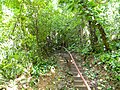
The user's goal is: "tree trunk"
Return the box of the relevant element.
[97,23,110,51]
[88,21,98,51]
[79,26,84,46]
[34,19,41,56]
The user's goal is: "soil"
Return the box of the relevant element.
[37,54,74,90]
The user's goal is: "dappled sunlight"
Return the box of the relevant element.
[2,5,14,23]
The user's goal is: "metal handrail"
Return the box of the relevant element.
[64,47,91,90]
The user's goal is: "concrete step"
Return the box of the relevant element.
[74,85,87,90]
[72,71,85,76]
[74,80,90,85]
[70,66,83,70]
[71,68,84,72]
[75,85,94,90]
[73,76,87,80]
[70,67,83,71]
[70,64,81,67]
[74,80,84,85]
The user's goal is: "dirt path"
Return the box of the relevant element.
[37,54,74,90]
[37,53,95,90]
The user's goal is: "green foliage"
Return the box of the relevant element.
[97,50,120,88]
[0,60,24,80]
[0,0,120,89]
[31,56,56,78]
[100,52,120,73]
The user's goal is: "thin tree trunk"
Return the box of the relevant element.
[89,21,94,50]
[35,19,41,56]
[88,21,98,51]
[79,26,84,46]
[97,23,110,51]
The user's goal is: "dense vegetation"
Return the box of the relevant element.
[0,0,120,90]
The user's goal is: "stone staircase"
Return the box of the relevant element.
[59,53,95,90]
[70,61,94,90]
